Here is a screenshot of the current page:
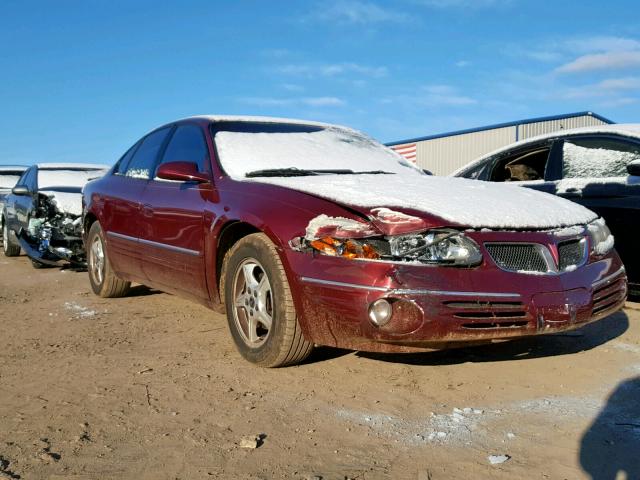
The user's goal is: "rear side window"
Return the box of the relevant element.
[124,127,172,179]
[562,137,640,178]
[157,125,209,175]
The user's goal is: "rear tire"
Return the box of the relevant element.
[87,221,131,298]
[2,221,21,257]
[221,233,313,367]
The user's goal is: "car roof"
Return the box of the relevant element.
[0,165,28,172]
[36,162,110,170]
[181,114,339,129]
[451,123,640,176]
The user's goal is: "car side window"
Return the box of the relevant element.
[114,141,141,175]
[489,144,552,182]
[562,137,640,179]
[156,125,209,176]
[123,127,172,179]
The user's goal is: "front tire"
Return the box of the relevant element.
[221,233,313,367]
[2,221,21,257]
[87,221,131,298]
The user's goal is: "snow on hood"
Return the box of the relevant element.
[246,174,598,230]
[40,191,82,216]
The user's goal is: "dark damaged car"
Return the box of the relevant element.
[82,116,627,367]
[0,165,27,231]
[3,163,108,267]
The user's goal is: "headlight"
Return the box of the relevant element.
[388,229,482,266]
[305,229,482,266]
[587,218,614,255]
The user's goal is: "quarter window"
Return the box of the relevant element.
[157,125,209,175]
[124,127,171,179]
[114,141,141,175]
[562,137,640,178]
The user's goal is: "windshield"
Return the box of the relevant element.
[0,173,23,189]
[38,168,107,190]
[212,122,422,179]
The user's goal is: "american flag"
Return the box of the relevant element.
[390,143,417,163]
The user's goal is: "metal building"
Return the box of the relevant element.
[387,111,613,176]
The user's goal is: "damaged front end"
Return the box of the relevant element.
[291,209,483,267]
[18,192,86,267]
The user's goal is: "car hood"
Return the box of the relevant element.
[246,173,598,230]
[40,190,83,217]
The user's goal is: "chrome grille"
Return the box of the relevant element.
[558,239,586,270]
[485,243,548,273]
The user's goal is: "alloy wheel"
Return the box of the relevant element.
[90,236,105,285]
[231,258,273,347]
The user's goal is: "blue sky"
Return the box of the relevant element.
[1,0,640,165]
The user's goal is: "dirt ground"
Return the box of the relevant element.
[1,253,639,480]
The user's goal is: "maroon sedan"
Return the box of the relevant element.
[82,116,627,367]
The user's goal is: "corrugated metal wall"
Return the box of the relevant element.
[416,127,514,176]
[414,114,609,175]
[517,115,606,140]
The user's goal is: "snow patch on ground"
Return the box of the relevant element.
[64,302,97,318]
[611,341,640,355]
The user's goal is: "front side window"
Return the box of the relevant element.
[490,145,551,182]
[562,137,640,179]
[124,127,172,179]
[114,142,140,175]
[157,125,209,175]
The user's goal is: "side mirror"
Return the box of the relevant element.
[11,185,30,196]
[627,160,640,177]
[156,162,210,183]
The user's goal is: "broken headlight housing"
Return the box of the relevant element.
[306,229,482,266]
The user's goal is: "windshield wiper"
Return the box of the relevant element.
[245,167,393,178]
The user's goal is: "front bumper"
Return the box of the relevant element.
[286,249,627,353]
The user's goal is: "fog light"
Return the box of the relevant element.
[369,299,392,326]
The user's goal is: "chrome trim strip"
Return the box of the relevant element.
[592,266,626,289]
[107,231,136,242]
[299,277,389,292]
[107,231,201,257]
[299,276,521,298]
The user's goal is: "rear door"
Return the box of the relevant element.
[555,135,640,285]
[102,127,173,279]
[138,124,214,300]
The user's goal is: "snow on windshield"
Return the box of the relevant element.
[563,141,640,178]
[0,174,21,189]
[38,169,107,190]
[214,127,422,179]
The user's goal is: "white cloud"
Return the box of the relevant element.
[281,83,305,92]
[455,60,470,67]
[239,96,346,108]
[309,1,409,24]
[556,50,640,73]
[413,0,511,7]
[563,36,640,54]
[564,76,640,99]
[276,62,388,78]
[597,97,638,108]
[421,85,477,106]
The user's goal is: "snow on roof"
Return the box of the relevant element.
[451,124,640,177]
[36,163,110,170]
[0,165,28,172]
[183,114,339,129]
[247,174,597,230]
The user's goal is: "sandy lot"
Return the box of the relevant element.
[0,253,639,480]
